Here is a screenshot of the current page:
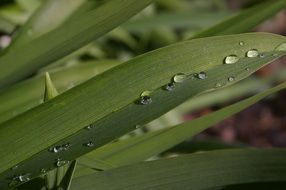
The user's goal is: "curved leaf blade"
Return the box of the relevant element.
[71,149,286,190]
[0,33,285,189]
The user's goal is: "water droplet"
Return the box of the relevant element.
[11,165,19,170]
[245,67,250,71]
[135,125,141,129]
[138,96,152,105]
[224,55,239,64]
[49,143,71,153]
[13,173,31,182]
[62,143,71,151]
[173,73,186,83]
[197,72,207,80]
[163,82,175,91]
[83,141,94,147]
[85,124,96,130]
[246,49,259,58]
[215,83,222,88]
[49,146,63,153]
[239,41,244,46]
[228,76,235,82]
[56,159,69,167]
[138,91,152,105]
[40,168,47,174]
[259,53,265,58]
[275,42,286,51]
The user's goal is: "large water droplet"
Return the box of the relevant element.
[56,159,69,167]
[246,49,259,58]
[275,42,286,51]
[138,91,152,105]
[83,141,94,147]
[245,67,250,71]
[173,73,186,83]
[224,55,239,64]
[228,76,235,82]
[163,82,175,91]
[13,173,31,182]
[239,41,244,46]
[197,72,207,80]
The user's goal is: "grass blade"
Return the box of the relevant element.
[0,0,153,89]
[70,149,286,190]
[82,82,286,168]
[191,0,286,39]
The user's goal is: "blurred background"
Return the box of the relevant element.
[0,0,285,153]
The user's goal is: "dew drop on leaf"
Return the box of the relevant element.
[13,173,31,182]
[224,55,239,64]
[275,42,286,51]
[40,168,47,174]
[163,82,175,91]
[85,124,95,130]
[228,76,235,82]
[246,49,259,58]
[197,72,207,80]
[259,53,265,58]
[83,141,94,147]
[239,41,244,46]
[138,91,152,105]
[245,67,250,71]
[173,73,186,83]
[56,159,69,167]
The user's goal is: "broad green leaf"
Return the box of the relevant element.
[81,82,286,169]
[70,149,286,190]
[0,0,153,89]
[0,33,285,189]
[15,0,41,12]
[0,60,121,124]
[191,0,286,39]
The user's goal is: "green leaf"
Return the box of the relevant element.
[44,72,58,101]
[82,81,286,168]
[70,149,286,190]
[191,0,286,39]
[0,0,153,89]
[0,33,285,189]
[59,161,77,190]
[0,60,120,124]
[11,0,87,48]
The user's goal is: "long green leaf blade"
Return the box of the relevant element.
[0,0,152,89]
[83,81,286,168]
[191,0,286,39]
[70,149,286,190]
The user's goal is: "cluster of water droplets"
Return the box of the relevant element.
[55,158,69,167]
[13,173,31,183]
[49,143,71,153]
